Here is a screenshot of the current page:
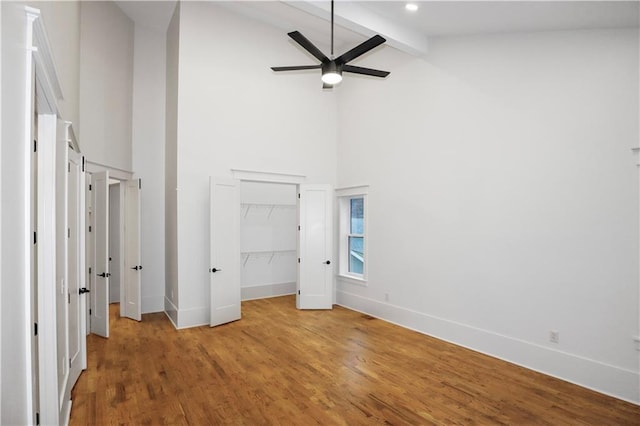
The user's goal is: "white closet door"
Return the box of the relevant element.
[92,171,110,337]
[209,178,241,327]
[297,184,333,309]
[66,149,86,404]
[123,179,141,321]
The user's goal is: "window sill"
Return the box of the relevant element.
[337,274,368,287]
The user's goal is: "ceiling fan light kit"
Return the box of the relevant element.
[271,0,390,89]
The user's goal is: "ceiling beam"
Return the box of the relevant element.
[283,1,429,57]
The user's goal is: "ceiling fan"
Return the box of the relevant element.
[271,0,390,89]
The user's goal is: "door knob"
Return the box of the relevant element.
[210,268,222,273]
[131,266,139,270]
[97,272,111,277]
[79,288,90,294]
[324,260,331,265]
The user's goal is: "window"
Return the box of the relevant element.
[349,198,364,274]
[337,186,368,282]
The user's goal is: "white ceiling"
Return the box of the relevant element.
[114,1,639,56]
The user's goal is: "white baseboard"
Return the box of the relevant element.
[164,296,178,328]
[336,290,639,404]
[176,305,209,329]
[60,398,71,426]
[241,282,296,301]
[142,295,164,314]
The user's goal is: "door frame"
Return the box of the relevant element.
[24,6,77,425]
[84,162,132,330]
[228,169,335,308]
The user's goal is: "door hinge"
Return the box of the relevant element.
[68,292,70,304]
[35,412,40,425]
[33,140,37,153]
[68,228,71,238]
[89,184,92,191]
[298,193,300,199]
[298,290,301,295]
[34,322,38,336]
[33,232,37,245]
[89,267,92,274]
[69,358,71,368]
[297,258,300,263]
[89,308,92,315]
[139,179,141,189]
[68,162,70,172]
[82,156,85,172]
[89,225,92,232]
[298,225,301,231]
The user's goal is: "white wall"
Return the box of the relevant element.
[336,28,640,403]
[164,3,179,324]
[131,24,166,314]
[30,1,80,135]
[79,1,134,171]
[171,1,337,327]
[1,3,30,423]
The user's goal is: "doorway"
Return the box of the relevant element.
[85,169,142,338]
[209,173,334,328]
[109,180,122,305]
[240,181,298,301]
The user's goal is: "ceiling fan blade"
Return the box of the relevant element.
[335,35,386,65]
[288,31,329,63]
[271,65,322,72]
[343,65,390,78]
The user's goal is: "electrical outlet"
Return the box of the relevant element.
[384,293,389,302]
[550,330,560,344]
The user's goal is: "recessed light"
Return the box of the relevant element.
[405,3,419,12]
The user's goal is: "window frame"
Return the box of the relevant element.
[336,186,368,284]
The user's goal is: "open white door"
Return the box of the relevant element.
[91,171,110,337]
[123,179,141,321]
[297,184,333,309]
[209,178,241,327]
[66,149,86,400]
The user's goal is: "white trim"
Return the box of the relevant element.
[36,114,59,426]
[337,274,367,286]
[142,295,164,314]
[337,190,368,282]
[337,290,640,404]
[85,160,133,181]
[241,282,296,301]
[24,8,38,422]
[29,7,62,102]
[178,306,209,329]
[231,168,306,184]
[336,184,370,197]
[163,296,178,328]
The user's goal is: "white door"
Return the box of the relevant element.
[123,179,141,321]
[297,184,333,309]
[209,178,241,327]
[66,149,86,399]
[92,171,110,337]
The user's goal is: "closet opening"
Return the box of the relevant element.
[239,181,298,302]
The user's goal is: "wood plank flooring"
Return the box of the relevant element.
[70,296,640,425]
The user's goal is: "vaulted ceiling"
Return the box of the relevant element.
[115,1,639,57]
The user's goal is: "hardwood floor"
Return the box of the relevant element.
[70,296,640,425]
